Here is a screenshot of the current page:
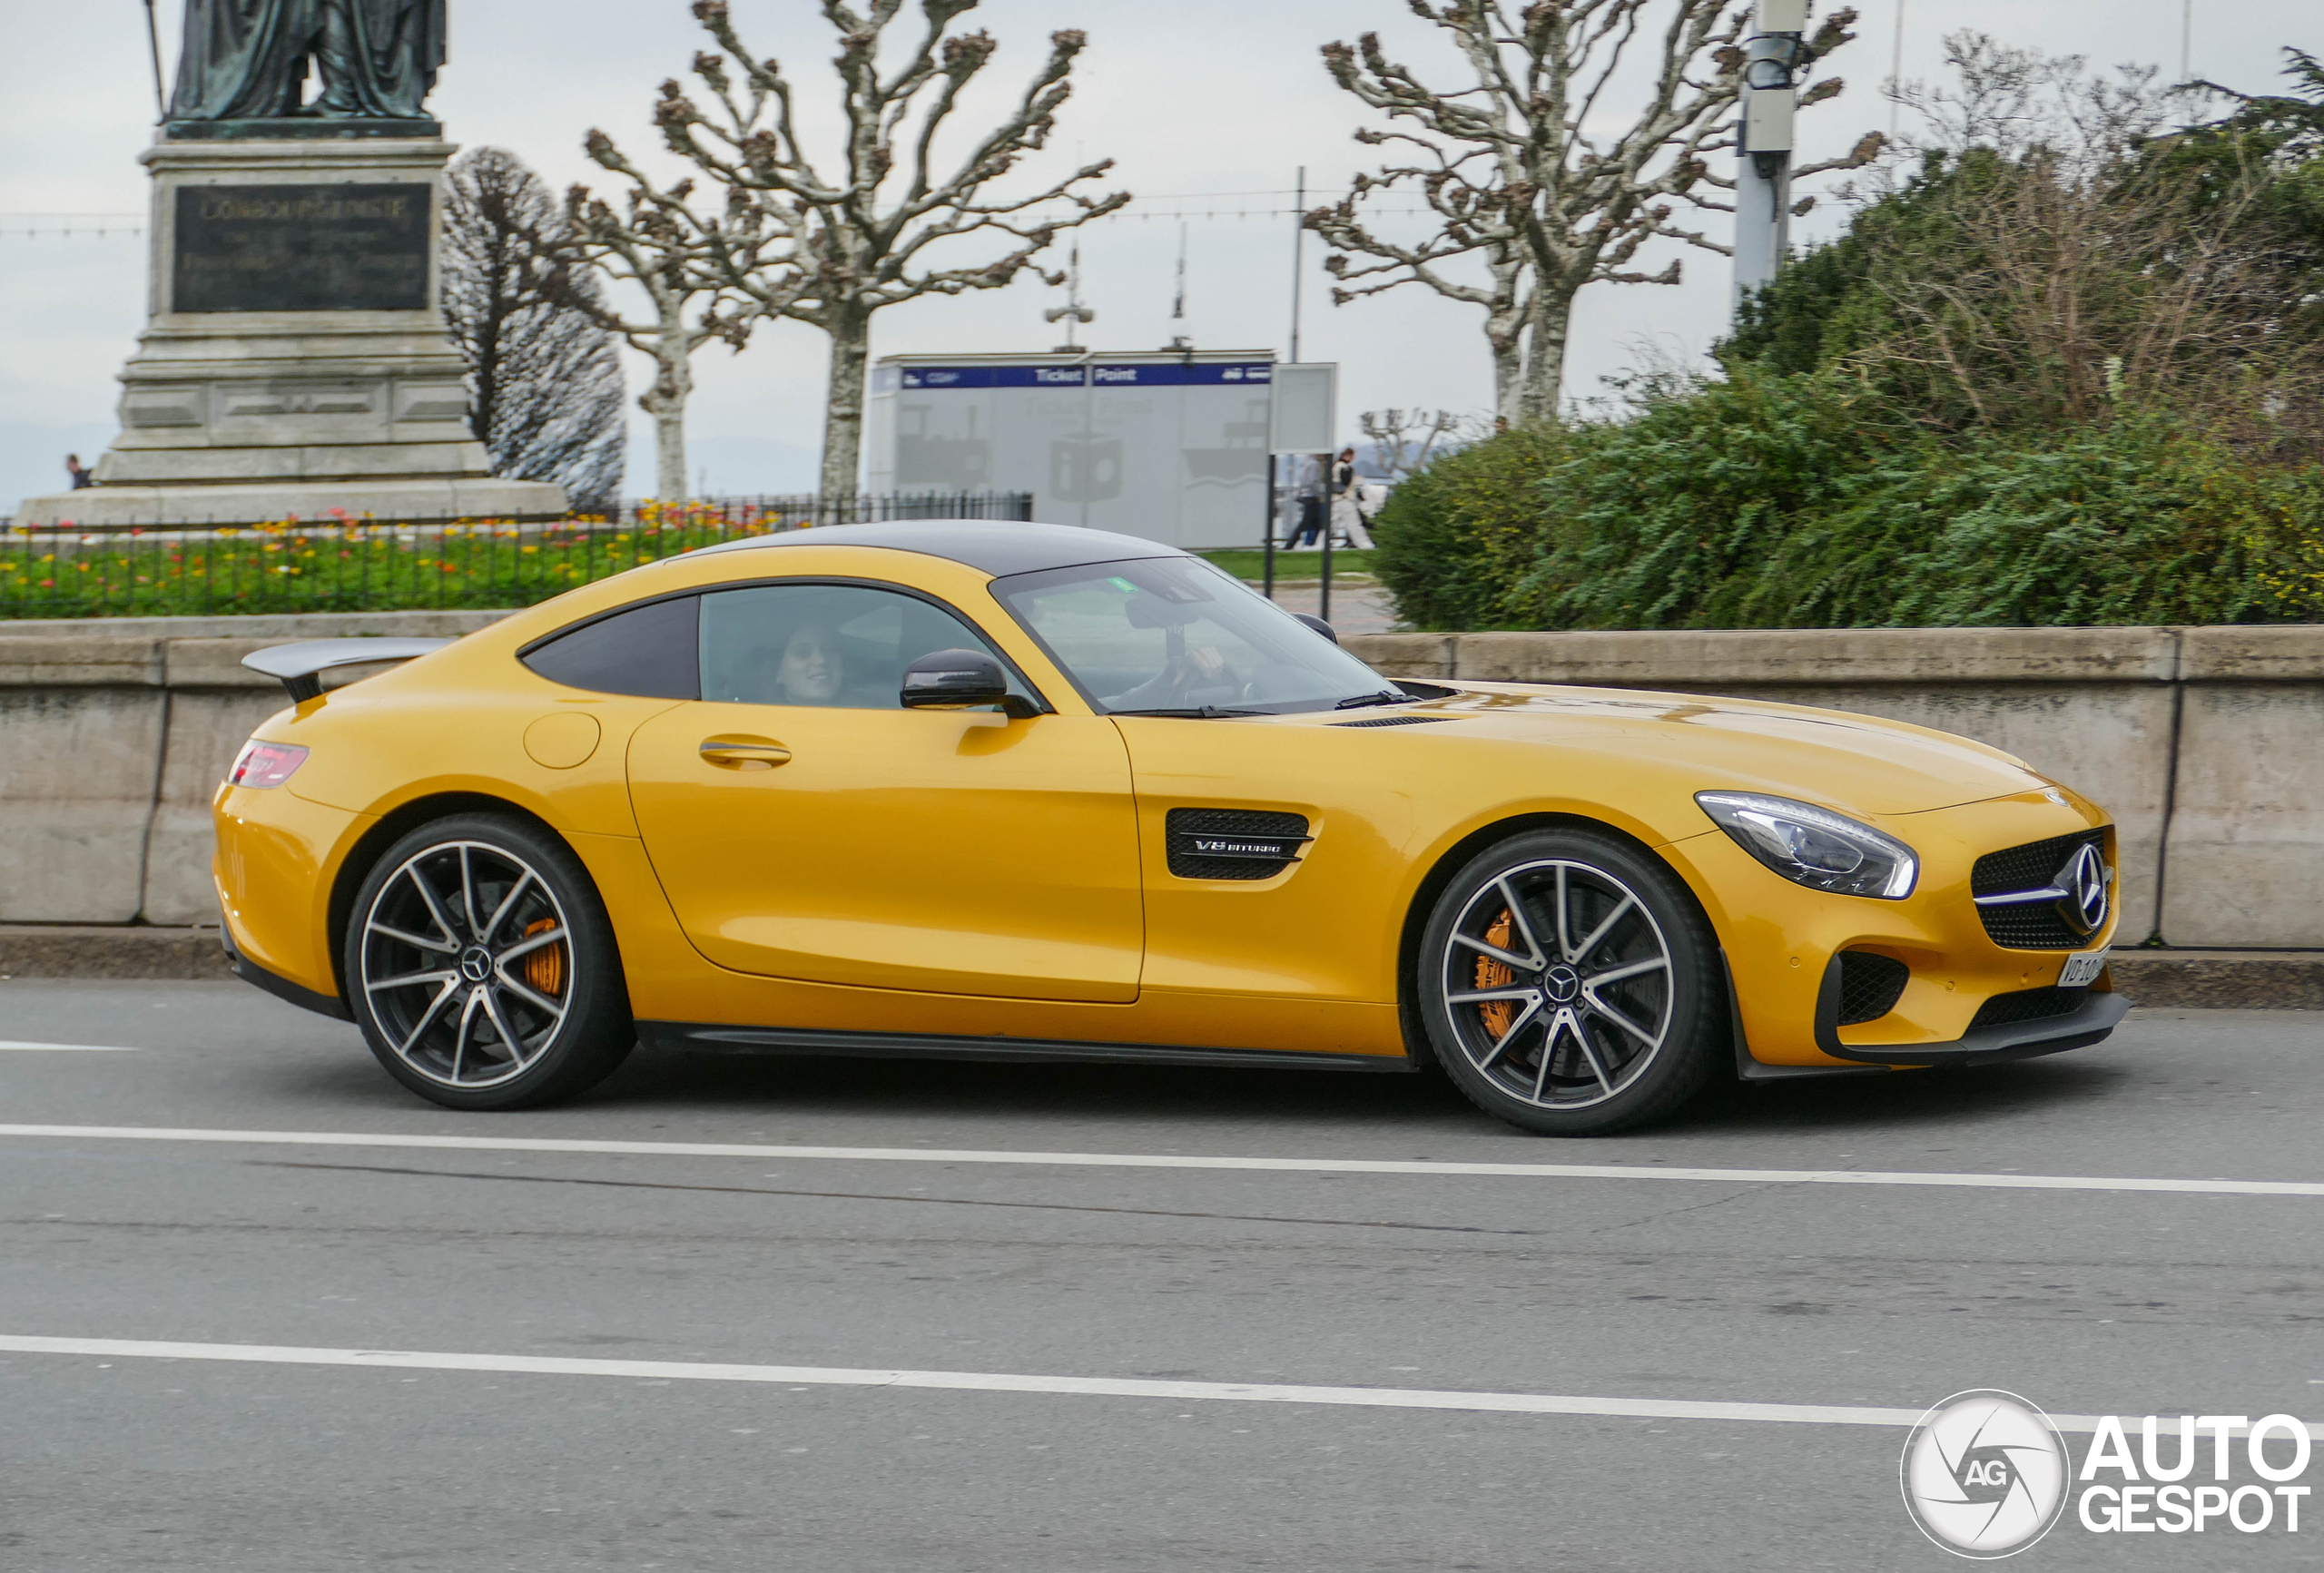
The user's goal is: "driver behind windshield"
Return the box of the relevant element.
[1099,591,1240,711]
[991,556,1405,716]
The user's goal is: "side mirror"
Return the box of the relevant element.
[901,648,1039,718]
[1291,612,1339,645]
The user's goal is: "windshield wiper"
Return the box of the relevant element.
[1109,705,1263,719]
[1334,688,1417,710]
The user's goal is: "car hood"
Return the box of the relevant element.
[1348,683,2048,818]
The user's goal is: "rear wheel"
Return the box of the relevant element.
[1417,828,1723,1136]
[346,814,632,1111]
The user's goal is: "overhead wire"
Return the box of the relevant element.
[1093,205,1431,222]
[1076,183,1431,222]
[0,212,145,240]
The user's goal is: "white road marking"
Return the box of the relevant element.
[0,1333,2073,1431]
[0,1042,143,1053]
[0,1123,2319,1198]
[11,1335,2319,1439]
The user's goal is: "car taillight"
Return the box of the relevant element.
[228,740,309,789]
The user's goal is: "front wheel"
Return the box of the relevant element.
[1416,828,1724,1136]
[345,813,633,1111]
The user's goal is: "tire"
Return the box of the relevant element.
[344,813,633,1111]
[1415,827,1724,1136]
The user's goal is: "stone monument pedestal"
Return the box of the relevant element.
[17,133,565,527]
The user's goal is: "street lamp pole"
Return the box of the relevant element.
[1732,0,1807,316]
[1268,167,1310,580]
[1889,0,1905,136]
[1288,166,1306,362]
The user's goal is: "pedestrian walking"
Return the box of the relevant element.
[64,454,93,490]
[1329,447,1374,549]
[1282,452,1324,548]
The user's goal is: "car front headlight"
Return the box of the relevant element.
[1695,791,1917,900]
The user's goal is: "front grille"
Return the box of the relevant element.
[1333,715,1457,728]
[1968,986,2090,1030]
[1166,808,1311,880]
[1977,904,2096,949]
[1971,828,2109,950]
[1835,951,1910,1025]
[1972,829,2106,898]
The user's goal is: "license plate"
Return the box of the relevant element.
[2060,948,2109,988]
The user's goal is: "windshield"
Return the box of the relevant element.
[990,555,1399,715]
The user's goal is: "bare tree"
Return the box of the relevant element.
[1360,407,1462,477]
[442,149,627,513]
[561,152,767,505]
[647,0,1128,499]
[1855,52,2323,446]
[1314,1,1880,424]
[1885,31,2185,174]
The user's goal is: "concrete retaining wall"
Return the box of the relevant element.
[0,611,507,926]
[1344,626,2324,949]
[0,614,2317,949]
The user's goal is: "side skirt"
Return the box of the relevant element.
[637,1021,1418,1075]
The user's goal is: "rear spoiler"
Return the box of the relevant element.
[242,638,454,703]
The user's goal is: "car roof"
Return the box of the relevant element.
[684,520,1187,577]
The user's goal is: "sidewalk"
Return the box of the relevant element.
[1249,576,1399,636]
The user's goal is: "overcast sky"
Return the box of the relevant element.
[0,0,2311,506]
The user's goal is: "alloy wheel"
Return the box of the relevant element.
[1435,858,1676,1109]
[358,841,573,1089]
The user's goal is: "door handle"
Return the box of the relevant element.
[699,736,793,770]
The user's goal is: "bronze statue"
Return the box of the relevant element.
[170,0,448,123]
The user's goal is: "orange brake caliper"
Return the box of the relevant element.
[521,917,566,998]
[1475,909,1516,1038]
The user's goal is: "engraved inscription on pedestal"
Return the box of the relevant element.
[393,382,471,423]
[123,388,208,428]
[221,384,380,418]
[173,183,431,312]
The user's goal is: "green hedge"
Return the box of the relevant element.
[1368,371,2324,630]
[1368,425,1576,632]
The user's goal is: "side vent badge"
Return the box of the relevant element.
[1166,809,1313,880]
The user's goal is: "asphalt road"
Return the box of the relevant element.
[2,979,2319,1570]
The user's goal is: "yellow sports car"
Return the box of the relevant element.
[214,521,2126,1135]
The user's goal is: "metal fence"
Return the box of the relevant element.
[0,492,1034,620]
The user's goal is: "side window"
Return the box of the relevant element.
[698,583,1032,711]
[521,595,700,699]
